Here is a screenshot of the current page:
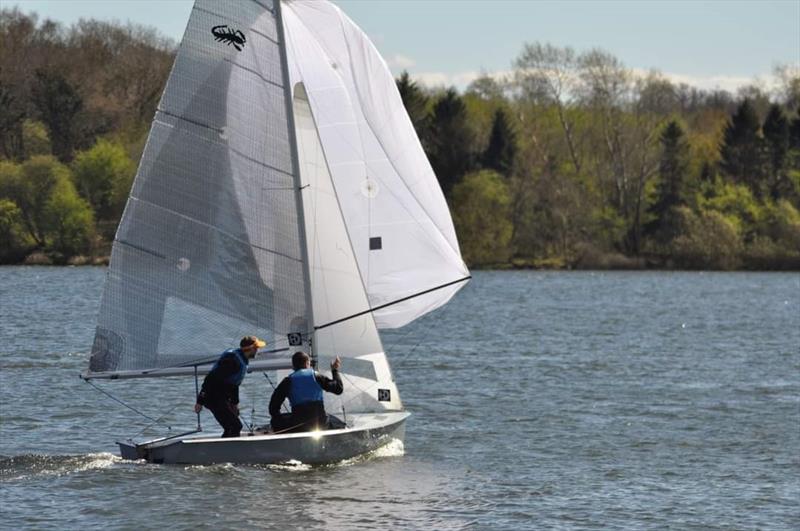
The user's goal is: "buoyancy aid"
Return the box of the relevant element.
[211,348,248,386]
[288,368,323,408]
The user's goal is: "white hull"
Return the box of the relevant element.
[118,411,409,465]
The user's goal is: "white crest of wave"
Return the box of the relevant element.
[75,452,121,472]
[266,459,313,471]
[371,438,405,458]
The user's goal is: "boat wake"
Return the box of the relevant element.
[247,438,405,471]
[0,452,123,481]
[329,438,406,468]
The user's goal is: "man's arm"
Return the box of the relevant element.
[316,357,343,395]
[269,378,290,416]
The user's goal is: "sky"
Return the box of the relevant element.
[9,0,800,93]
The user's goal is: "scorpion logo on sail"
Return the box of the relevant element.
[211,25,246,51]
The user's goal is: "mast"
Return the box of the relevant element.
[275,0,316,358]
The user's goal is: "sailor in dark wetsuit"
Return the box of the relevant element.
[269,351,343,433]
[193,335,265,437]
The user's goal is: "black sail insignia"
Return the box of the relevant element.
[211,25,246,51]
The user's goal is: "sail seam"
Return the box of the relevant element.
[156,110,295,178]
[250,0,275,14]
[223,58,283,89]
[115,239,167,260]
[158,109,223,134]
[127,197,303,263]
[248,26,278,44]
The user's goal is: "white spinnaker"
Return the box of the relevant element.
[282,0,469,329]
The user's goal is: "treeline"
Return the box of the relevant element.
[1,10,799,269]
[400,45,800,269]
[0,9,173,264]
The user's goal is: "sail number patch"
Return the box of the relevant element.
[287,333,302,346]
[378,389,391,402]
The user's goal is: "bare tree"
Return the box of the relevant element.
[514,42,584,174]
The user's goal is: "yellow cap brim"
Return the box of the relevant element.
[254,339,266,348]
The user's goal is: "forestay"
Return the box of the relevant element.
[86,0,310,377]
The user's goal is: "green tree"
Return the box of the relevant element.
[428,88,475,196]
[396,71,429,144]
[645,120,690,244]
[1,156,59,245]
[22,120,51,156]
[0,198,33,262]
[71,139,135,223]
[481,107,517,177]
[451,170,512,265]
[671,207,741,269]
[0,155,94,256]
[719,99,764,196]
[31,70,84,162]
[43,176,95,258]
[762,104,791,199]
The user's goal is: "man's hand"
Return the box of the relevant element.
[193,402,202,414]
[228,402,240,416]
[331,356,341,371]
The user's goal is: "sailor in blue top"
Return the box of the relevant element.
[194,335,265,438]
[269,351,343,433]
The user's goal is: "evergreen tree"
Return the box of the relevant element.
[396,71,429,145]
[428,88,475,196]
[31,70,84,163]
[645,120,690,243]
[762,104,790,199]
[790,108,800,151]
[481,107,517,178]
[0,78,27,160]
[719,99,764,196]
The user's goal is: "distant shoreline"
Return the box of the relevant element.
[3,254,797,272]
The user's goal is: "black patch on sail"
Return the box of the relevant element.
[89,327,124,372]
[287,333,302,346]
[378,389,391,402]
[369,237,382,250]
[211,25,246,51]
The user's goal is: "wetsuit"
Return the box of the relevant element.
[197,348,249,437]
[269,367,343,433]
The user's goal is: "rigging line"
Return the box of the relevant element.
[263,372,290,414]
[83,378,166,427]
[338,372,381,410]
[131,401,183,439]
[314,275,471,331]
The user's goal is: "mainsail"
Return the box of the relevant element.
[85,0,469,393]
[87,0,309,376]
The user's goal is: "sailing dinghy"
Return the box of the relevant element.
[82,0,469,465]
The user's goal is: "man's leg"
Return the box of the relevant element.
[208,401,242,437]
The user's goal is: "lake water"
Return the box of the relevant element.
[1,267,798,530]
